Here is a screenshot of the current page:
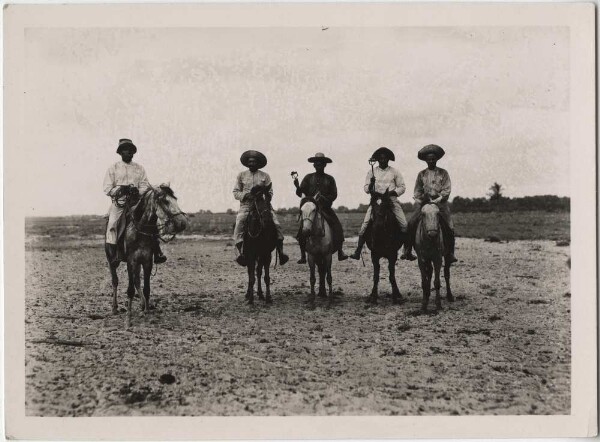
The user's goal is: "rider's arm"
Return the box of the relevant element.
[326,176,338,203]
[137,165,150,193]
[363,170,373,194]
[296,175,308,198]
[233,172,249,201]
[391,169,406,197]
[439,170,451,202]
[413,172,425,204]
[103,165,119,196]
[264,173,274,201]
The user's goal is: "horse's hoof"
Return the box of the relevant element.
[112,308,119,315]
[318,292,327,299]
[265,297,273,305]
[257,293,265,301]
[447,295,455,302]
[365,296,377,305]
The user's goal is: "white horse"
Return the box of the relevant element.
[300,200,335,308]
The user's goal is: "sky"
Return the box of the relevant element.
[23,26,570,216]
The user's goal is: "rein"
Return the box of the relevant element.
[247,199,265,239]
[130,189,187,243]
[300,204,325,237]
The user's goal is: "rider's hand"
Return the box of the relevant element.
[242,192,253,202]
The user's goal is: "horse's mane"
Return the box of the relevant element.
[156,184,177,199]
[300,197,317,210]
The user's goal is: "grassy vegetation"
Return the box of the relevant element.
[26,210,570,242]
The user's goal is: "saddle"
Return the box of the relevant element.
[109,194,142,262]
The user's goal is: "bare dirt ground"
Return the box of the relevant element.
[25,236,570,416]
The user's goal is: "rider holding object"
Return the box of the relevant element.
[103,138,167,264]
[350,147,408,260]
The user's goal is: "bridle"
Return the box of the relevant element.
[247,198,268,239]
[300,201,324,237]
[131,188,187,243]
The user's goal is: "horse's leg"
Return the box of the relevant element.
[264,254,272,304]
[389,255,402,304]
[326,254,333,308]
[142,261,152,313]
[246,259,256,305]
[367,255,380,304]
[317,257,327,299]
[135,263,146,312]
[109,262,119,315]
[256,257,264,301]
[434,259,442,310]
[444,258,454,302]
[419,260,430,313]
[126,261,135,329]
[308,255,316,309]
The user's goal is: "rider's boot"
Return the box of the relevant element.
[235,242,247,267]
[400,242,417,261]
[153,240,167,264]
[297,242,307,264]
[350,235,366,260]
[447,231,458,263]
[277,239,289,265]
[338,248,349,261]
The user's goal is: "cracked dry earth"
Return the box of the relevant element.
[25,236,570,416]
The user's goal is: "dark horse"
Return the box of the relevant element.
[105,185,188,328]
[243,187,277,305]
[365,191,405,304]
[414,203,454,312]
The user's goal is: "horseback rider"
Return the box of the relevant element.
[233,150,289,267]
[350,147,408,260]
[400,144,458,263]
[293,152,349,263]
[103,138,167,264]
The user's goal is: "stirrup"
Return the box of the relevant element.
[279,252,289,265]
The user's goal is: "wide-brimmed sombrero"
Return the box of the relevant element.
[370,147,395,162]
[117,138,137,154]
[308,152,332,163]
[240,150,267,168]
[418,144,445,161]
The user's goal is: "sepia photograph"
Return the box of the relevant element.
[4,2,596,440]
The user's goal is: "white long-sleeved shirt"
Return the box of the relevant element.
[363,165,406,199]
[103,161,150,197]
[233,170,273,207]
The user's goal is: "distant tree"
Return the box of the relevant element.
[488,182,504,201]
[225,208,236,215]
[337,205,349,213]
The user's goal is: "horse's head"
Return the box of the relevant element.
[300,199,317,237]
[370,191,393,224]
[421,203,440,238]
[152,184,188,235]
